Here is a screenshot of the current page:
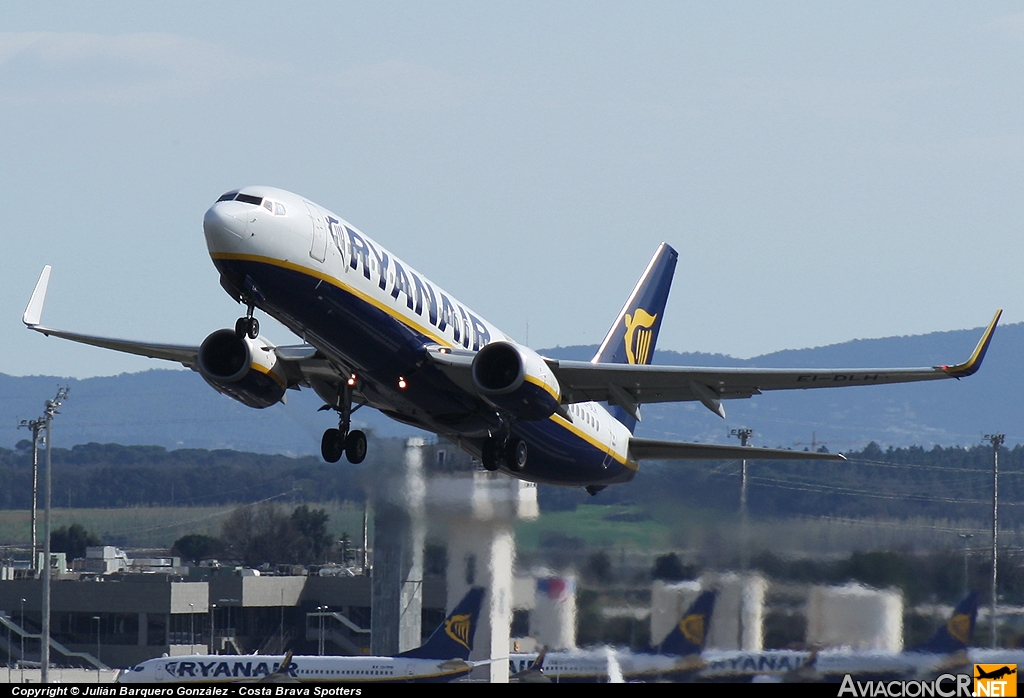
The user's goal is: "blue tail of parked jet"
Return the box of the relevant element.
[398,587,485,660]
[912,591,978,653]
[657,590,716,657]
[592,242,678,432]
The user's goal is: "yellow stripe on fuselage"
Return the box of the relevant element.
[211,252,634,469]
[551,413,634,469]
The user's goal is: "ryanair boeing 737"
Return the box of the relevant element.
[22,187,1001,492]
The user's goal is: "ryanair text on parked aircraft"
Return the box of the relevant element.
[119,588,484,683]
[23,187,1001,491]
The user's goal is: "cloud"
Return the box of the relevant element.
[0,32,275,105]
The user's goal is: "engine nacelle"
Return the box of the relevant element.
[471,341,561,420]
[197,329,287,409]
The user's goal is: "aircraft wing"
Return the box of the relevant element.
[22,266,331,388]
[546,310,1001,419]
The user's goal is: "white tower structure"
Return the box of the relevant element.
[650,573,767,651]
[806,584,903,652]
[369,439,538,682]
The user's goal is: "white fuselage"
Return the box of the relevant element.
[118,653,472,683]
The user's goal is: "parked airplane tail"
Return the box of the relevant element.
[912,591,979,653]
[592,242,678,432]
[398,587,485,660]
[657,590,716,656]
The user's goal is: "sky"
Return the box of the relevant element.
[3,2,1024,378]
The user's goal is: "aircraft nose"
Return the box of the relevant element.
[204,201,251,245]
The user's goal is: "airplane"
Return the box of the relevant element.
[975,665,1017,680]
[23,186,1002,491]
[118,587,485,683]
[507,590,716,682]
[698,591,982,682]
[510,590,985,683]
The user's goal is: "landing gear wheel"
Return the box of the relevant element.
[321,428,344,463]
[510,438,528,471]
[345,430,367,464]
[234,316,259,339]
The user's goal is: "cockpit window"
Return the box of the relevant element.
[275,202,286,216]
[236,193,263,206]
[217,191,239,202]
[263,200,273,212]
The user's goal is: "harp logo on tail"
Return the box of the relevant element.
[624,309,658,365]
[445,613,473,650]
[947,613,971,645]
[679,613,706,646]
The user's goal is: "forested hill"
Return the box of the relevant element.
[0,442,1018,532]
[2,320,1021,454]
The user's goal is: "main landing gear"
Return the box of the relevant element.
[321,427,367,465]
[320,387,367,465]
[481,434,528,472]
[234,304,259,339]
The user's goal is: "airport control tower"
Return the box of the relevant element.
[366,438,538,683]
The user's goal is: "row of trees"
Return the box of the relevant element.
[172,503,336,567]
[47,504,337,568]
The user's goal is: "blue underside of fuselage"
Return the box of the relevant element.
[212,257,635,487]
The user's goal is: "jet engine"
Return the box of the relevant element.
[471,341,562,420]
[197,329,287,409]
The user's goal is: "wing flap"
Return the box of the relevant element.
[629,438,846,462]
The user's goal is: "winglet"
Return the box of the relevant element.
[23,265,52,327]
[940,310,1001,378]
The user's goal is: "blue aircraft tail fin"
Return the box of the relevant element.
[398,587,485,660]
[592,243,678,433]
[657,590,716,656]
[912,591,978,653]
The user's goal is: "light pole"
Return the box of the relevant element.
[40,386,68,684]
[984,433,1004,649]
[92,616,100,682]
[189,603,194,648]
[19,598,24,682]
[318,606,327,656]
[17,418,43,574]
[729,427,753,571]
[209,603,217,655]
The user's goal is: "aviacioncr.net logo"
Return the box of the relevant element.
[975,664,1017,697]
[838,673,972,697]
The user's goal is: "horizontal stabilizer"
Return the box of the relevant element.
[629,438,845,462]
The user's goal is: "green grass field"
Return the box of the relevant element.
[0,502,369,549]
[515,504,674,551]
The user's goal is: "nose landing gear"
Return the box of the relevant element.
[234,304,259,339]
